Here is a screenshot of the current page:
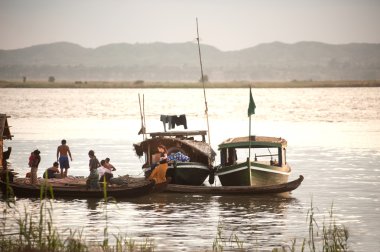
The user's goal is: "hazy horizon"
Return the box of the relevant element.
[4,40,380,52]
[1,0,380,51]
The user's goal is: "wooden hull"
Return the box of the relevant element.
[0,179,155,199]
[164,175,303,195]
[167,162,210,185]
[216,161,291,186]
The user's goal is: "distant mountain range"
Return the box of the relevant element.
[0,41,379,81]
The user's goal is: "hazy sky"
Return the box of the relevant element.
[1,0,379,51]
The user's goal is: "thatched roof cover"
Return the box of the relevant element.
[133,137,216,161]
[218,136,287,149]
[0,114,12,140]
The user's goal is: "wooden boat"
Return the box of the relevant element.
[133,130,216,185]
[0,176,156,199]
[216,136,292,186]
[134,30,215,186]
[164,175,303,195]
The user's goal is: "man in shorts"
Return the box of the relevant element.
[57,139,73,178]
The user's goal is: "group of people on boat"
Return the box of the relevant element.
[27,139,74,184]
[27,139,116,187]
[7,137,172,189]
[142,143,192,184]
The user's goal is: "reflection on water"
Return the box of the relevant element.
[1,88,380,251]
[86,198,102,210]
[2,192,301,251]
[2,144,380,250]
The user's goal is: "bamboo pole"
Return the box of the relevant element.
[143,94,146,140]
[196,18,212,168]
[138,93,147,140]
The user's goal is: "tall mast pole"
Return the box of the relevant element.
[196,18,211,155]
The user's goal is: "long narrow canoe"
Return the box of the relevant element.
[0,178,155,199]
[164,175,303,195]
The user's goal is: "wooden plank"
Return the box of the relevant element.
[149,130,207,138]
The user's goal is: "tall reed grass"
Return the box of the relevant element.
[0,178,155,252]
[211,200,349,252]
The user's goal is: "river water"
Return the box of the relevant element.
[1,88,379,251]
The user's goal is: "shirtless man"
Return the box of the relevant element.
[56,139,73,178]
[105,157,116,171]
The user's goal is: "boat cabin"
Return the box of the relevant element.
[0,114,13,169]
[134,134,215,167]
[136,115,211,166]
[134,114,216,183]
[218,136,287,168]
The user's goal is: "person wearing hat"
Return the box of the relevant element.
[28,149,41,184]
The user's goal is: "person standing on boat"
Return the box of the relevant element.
[148,144,168,184]
[28,149,41,184]
[86,150,100,189]
[56,139,73,178]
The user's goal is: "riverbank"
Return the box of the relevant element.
[0,80,379,88]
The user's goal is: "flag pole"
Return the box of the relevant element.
[247,85,256,186]
[249,109,252,158]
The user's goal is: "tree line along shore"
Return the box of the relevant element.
[0,80,379,89]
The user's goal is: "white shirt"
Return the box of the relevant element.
[97,166,112,177]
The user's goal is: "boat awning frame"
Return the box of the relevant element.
[218,136,287,150]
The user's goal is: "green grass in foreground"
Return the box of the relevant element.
[0,80,379,88]
[0,180,349,252]
[212,200,349,252]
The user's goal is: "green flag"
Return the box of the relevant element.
[248,87,256,116]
